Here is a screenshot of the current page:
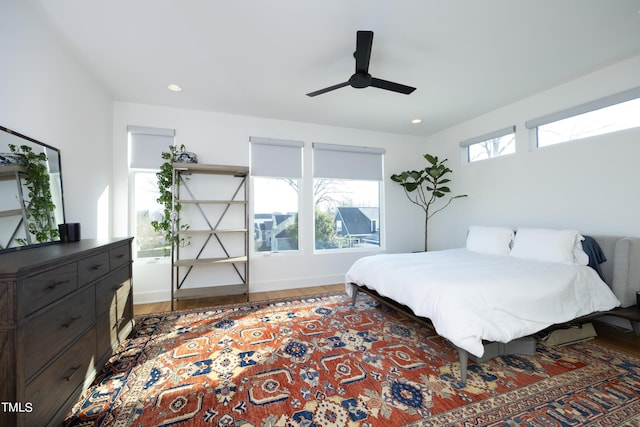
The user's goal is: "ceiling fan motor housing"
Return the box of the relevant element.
[350,73,372,88]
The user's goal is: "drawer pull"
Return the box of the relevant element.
[115,254,125,259]
[47,279,70,290]
[62,315,81,328]
[63,365,82,381]
[112,283,125,291]
[91,264,104,271]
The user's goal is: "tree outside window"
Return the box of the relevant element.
[468,134,515,162]
[313,179,380,250]
[133,171,169,258]
[253,177,299,252]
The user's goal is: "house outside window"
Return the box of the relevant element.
[252,177,299,252]
[250,137,303,253]
[312,143,383,251]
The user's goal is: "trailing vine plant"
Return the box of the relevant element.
[150,144,190,253]
[9,143,59,244]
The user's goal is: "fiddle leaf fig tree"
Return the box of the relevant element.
[391,153,467,251]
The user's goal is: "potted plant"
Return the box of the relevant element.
[9,143,59,244]
[151,145,191,252]
[391,154,467,251]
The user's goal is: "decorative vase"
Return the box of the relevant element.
[0,153,26,166]
[175,148,198,163]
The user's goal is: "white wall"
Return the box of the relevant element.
[112,102,427,303]
[422,55,640,250]
[0,1,113,240]
[6,1,639,304]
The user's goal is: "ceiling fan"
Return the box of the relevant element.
[306,30,416,97]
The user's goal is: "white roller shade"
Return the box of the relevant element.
[250,137,304,178]
[313,143,385,180]
[128,126,175,169]
[459,126,515,148]
[525,87,640,129]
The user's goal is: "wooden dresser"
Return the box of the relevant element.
[0,238,134,427]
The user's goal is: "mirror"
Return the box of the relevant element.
[0,125,65,252]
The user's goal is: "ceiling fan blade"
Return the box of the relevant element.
[306,81,350,97]
[370,77,416,94]
[354,30,373,74]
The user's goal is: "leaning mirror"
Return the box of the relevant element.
[0,125,65,252]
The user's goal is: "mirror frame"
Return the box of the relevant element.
[0,125,66,253]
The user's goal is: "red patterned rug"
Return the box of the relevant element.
[66,292,640,426]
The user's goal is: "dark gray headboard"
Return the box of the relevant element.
[592,235,640,307]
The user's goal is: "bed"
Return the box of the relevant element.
[345,227,640,383]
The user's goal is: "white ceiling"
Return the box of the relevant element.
[28,0,640,137]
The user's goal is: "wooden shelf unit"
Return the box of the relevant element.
[0,165,30,248]
[170,163,250,310]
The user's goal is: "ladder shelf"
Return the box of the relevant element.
[170,162,250,309]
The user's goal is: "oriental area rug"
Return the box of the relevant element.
[65,292,640,426]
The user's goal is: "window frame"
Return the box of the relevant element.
[311,143,385,253]
[251,176,302,254]
[526,87,640,148]
[460,126,516,163]
[127,126,175,262]
[129,168,171,262]
[249,137,304,255]
[311,178,383,253]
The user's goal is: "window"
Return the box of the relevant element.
[132,171,167,257]
[253,177,300,251]
[128,126,175,259]
[460,126,515,162]
[527,87,640,147]
[250,137,303,253]
[312,143,383,251]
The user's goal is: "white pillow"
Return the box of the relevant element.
[572,237,589,265]
[465,225,514,256]
[510,227,586,264]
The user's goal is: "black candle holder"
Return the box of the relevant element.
[58,223,81,242]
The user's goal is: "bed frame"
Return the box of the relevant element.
[349,235,640,384]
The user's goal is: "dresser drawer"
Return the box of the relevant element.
[110,243,131,271]
[19,263,78,317]
[25,327,96,427]
[95,266,132,318]
[24,286,95,380]
[96,305,133,358]
[78,251,110,286]
[96,314,112,359]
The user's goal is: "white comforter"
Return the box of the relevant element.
[345,248,620,357]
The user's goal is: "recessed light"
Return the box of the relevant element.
[411,118,422,124]
[167,83,183,92]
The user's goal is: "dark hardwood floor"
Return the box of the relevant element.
[592,320,640,356]
[134,285,640,358]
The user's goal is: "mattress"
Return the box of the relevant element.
[345,248,620,357]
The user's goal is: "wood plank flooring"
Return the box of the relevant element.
[133,284,640,357]
[133,284,344,315]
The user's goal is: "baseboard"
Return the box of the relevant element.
[132,275,345,305]
[250,275,345,293]
[133,290,171,305]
